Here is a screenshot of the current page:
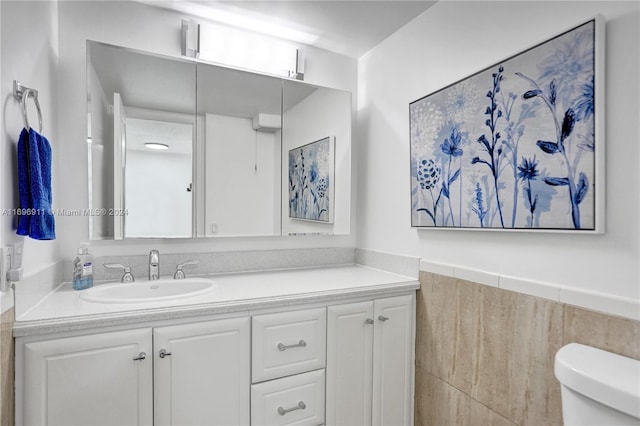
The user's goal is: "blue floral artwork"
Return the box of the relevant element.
[410,19,599,230]
[289,136,333,222]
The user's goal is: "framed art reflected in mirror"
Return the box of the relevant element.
[288,136,334,223]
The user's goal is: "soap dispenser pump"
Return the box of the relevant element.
[72,242,93,290]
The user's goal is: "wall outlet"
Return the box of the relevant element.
[210,223,217,234]
[7,268,23,282]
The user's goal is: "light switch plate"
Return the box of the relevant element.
[0,247,5,291]
[0,247,12,291]
[13,240,24,269]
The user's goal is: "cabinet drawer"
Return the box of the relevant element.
[251,369,325,426]
[252,308,326,382]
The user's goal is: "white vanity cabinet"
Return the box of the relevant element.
[326,294,415,426]
[18,317,250,426]
[16,287,416,426]
[21,328,153,425]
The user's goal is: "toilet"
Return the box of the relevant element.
[555,343,640,425]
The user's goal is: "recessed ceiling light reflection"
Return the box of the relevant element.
[144,143,169,151]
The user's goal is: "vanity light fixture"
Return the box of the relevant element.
[288,49,305,81]
[181,18,200,58]
[144,143,169,151]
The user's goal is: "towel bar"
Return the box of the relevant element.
[13,80,43,133]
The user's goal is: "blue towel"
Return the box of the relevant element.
[17,128,55,240]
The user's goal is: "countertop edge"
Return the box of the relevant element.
[13,280,419,337]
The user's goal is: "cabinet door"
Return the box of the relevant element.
[372,295,415,426]
[326,301,374,426]
[23,328,152,426]
[154,316,250,426]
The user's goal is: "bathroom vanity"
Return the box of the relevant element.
[13,265,418,425]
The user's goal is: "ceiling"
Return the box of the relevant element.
[139,0,437,58]
[90,42,196,115]
[126,118,194,154]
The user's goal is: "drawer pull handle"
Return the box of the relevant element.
[365,318,374,325]
[378,315,390,322]
[133,352,146,361]
[277,401,306,416]
[159,349,172,358]
[277,340,307,351]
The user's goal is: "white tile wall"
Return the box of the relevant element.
[455,267,500,288]
[420,259,639,321]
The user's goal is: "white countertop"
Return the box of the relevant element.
[14,264,418,337]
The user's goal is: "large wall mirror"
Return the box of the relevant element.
[87,41,351,239]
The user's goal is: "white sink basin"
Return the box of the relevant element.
[80,278,216,304]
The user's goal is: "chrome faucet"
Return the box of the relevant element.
[149,250,160,280]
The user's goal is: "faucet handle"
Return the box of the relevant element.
[103,263,135,283]
[174,260,199,279]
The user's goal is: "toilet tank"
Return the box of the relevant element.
[555,343,640,425]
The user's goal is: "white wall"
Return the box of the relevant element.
[357,1,639,303]
[0,1,59,282]
[57,0,357,257]
[205,113,279,237]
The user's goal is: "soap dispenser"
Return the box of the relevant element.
[72,242,93,290]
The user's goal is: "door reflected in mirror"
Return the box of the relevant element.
[124,114,194,238]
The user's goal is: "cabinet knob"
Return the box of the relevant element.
[159,349,172,358]
[133,352,146,361]
[378,315,390,322]
[277,401,306,416]
[365,318,374,325]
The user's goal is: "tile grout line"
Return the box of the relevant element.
[425,370,519,426]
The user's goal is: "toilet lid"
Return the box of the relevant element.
[555,343,640,419]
